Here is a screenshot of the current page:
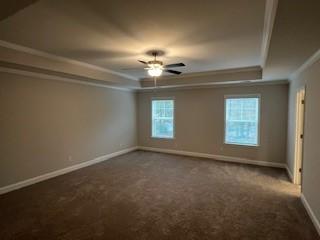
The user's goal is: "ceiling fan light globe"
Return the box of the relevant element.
[148,68,163,77]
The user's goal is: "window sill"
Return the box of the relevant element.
[224,142,260,147]
[151,136,175,140]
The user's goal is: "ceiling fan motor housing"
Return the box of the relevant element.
[148,60,163,68]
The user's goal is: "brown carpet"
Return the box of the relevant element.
[0,150,319,240]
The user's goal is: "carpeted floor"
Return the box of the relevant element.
[0,150,319,240]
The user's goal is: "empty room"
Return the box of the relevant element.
[1,0,320,239]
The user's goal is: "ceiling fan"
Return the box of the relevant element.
[136,51,186,77]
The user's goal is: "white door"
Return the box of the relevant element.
[294,88,305,185]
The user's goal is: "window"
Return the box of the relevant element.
[152,99,174,139]
[225,95,260,146]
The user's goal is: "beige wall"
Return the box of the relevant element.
[290,59,320,226]
[138,84,288,164]
[0,72,137,187]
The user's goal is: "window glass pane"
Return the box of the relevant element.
[225,97,259,145]
[152,99,174,138]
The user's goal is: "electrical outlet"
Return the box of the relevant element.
[68,155,72,161]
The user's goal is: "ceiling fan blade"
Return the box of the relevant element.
[121,67,144,71]
[165,69,182,75]
[138,60,148,65]
[164,63,185,68]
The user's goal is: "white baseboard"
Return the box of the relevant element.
[286,165,294,182]
[138,146,286,169]
[301,193,320,236]
[0,146,138,195]
[0,146,287,195]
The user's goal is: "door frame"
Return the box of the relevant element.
[293,87,305,185]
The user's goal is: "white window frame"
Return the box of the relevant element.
[151,97,175,139]
[224,94,261,147]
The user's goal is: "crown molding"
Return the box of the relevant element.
[140,66,262,89]
[290,48,320,80]
[0,66,137,92]
[0,1,39,21]
[260,0,278,67]
[141,66,262,82]
[0,40,138,81]
[137,79,288,92]
[140,66,263,89]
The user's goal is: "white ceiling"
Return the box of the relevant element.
[0,0,265,80]
[263,0,320,80]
